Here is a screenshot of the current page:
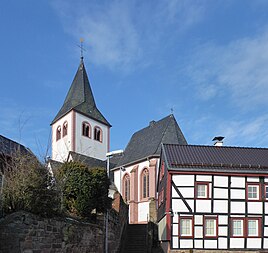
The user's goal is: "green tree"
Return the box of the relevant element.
[56,161,110,218]
[2,153,59,216]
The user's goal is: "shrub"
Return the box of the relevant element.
[2,153,59,217]
[55,161,111,219]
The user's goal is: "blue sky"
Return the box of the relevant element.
[1,0,268,160]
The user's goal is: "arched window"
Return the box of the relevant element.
[123,174,130,202]
[141,168,149,199]
[82,122,91,138]
[63,121,68,137]
[94,126,102,142]
[56,126,61,141]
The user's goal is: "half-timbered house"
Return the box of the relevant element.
[158,143,268,252]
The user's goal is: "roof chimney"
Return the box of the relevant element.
[212,136,224,147]
[149,120,156,127]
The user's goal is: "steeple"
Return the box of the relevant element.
[51,59,111,126]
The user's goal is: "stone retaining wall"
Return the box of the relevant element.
[0,211,104,253]
[0,194,129,253]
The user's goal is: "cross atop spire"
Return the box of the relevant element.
[77,38,86,59]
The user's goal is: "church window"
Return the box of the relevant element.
[63,121,68,137]
[82,122,91,138]
[123,174,130,202]
[94,126,102,142]
[141,168,149,199]
[56,126,61,141]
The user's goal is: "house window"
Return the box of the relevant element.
[247,183,260,200]
[82,122,91,138]
[94,126,102,142]
[158,189,164,207]
[179,217,193,238]
[63,121,68,137]
[204,217,217,238]
[231,218,244,237]
[56,126,61,141]
[123,174,130,202]
[265,185,268,199]
[141,168,149,199]
[160,162,165,180]
[248,219,260,237]
[196,182,209,199]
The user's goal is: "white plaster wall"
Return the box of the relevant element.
[247,177,259,182]
[264,238,268,248]
[180,239,193,248]
[194,240,203,248]
[194,215,203,225]
[214,188,228,199]
[231,201,245,213]
[247,238,261,248]
[196,200,211,213]
[218,238,228,249]
[265,177,268,183]
[248,202,263,214]
[265,216,268,226]
[52,113,73,162]
[218,215,228,225]
[75,113,109,161]
[214,176,228,187]
[265,203,268,213]
[265,227,268,236]
[218,226,228,236]
[231,189,245,199]
[113,169,121,193]
[172,175,194,186]
[172,199,194,213]
[231,177,245,187]
[174,187,194,198]
[194,227,203,238]
[138,201,149,222]
[214,200,228,213]
[172,224,178,236]
[196,175,212,182]
[230,238,244,248]
[172,236,178,248]
[204,240,217,248]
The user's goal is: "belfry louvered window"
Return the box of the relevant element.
[82,122,91,138]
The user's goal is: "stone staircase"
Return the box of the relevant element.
[122,224,148,253]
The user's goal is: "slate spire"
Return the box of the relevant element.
[51,58,111,126]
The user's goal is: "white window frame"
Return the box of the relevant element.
[247,219,259,237]
[265,185,268,200]
[180,217,193,237]
[204,218,217,237]
[247,184,259,200]
[232,219,244,237]
[196,182,209,199]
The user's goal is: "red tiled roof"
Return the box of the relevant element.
[163,144,268,172]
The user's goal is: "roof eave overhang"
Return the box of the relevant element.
[168,167,268,175]
[111,154,160,171]
[51,108,112,127]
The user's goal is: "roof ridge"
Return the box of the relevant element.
[153,115,173,155]
[131,114,173,136]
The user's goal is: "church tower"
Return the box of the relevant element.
[51,58,111,162]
